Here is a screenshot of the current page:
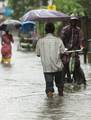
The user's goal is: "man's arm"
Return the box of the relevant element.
[60,27,67,47]
[79,29,85,49]
[58,38,65,58]
[36,40,40,57]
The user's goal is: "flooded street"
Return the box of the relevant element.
[0,40,91,120]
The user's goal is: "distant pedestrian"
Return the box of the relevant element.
[1,30,14,64]
[36,22,65,97]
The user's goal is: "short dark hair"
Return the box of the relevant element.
[45,22,55,34]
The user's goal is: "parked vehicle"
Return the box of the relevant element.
[17,21,38,51]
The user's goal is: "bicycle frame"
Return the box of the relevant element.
[64,49,82,83]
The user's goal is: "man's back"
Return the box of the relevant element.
[36,22,65,97]
[36,33,65,72]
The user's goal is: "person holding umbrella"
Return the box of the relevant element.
[1,29,14,64]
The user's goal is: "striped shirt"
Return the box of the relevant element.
[36,33,65,72]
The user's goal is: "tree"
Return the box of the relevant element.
[8,0,85,19]
[8,0,38,19]
[77,0,91,16]
[54,0,84,16]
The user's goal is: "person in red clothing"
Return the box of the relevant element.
[1,30,14,64]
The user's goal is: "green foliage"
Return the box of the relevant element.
[8,0,89,19]
[77,0,91,16]
[8,0,34,19]
[54,0,85,16]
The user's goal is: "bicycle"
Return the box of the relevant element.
[63,49,86,86]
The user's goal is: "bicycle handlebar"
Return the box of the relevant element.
[64,48,83,53]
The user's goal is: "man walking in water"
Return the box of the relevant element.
[36,22,65,97]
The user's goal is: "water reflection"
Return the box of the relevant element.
[37,96,65,120]
[0,41,90,120]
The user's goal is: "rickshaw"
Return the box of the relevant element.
[17,21,38,51]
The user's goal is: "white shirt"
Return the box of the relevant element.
[36,33,65,72]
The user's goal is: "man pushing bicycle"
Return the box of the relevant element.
[60,15,86,85]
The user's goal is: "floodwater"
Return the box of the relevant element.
[0,40,91,120]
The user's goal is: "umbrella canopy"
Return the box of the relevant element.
[20,9,69,22]
[20,21,36,33]
[0,24,7,31]
[1,19,21,25]
[0,19,21,31]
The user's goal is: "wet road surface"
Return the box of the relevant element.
[0,40,91,120]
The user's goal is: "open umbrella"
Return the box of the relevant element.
[0,24,7,31]
[1,19,21,25]
[20,21,36,33]
[20,9,69,22]
[0,19,21,31]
